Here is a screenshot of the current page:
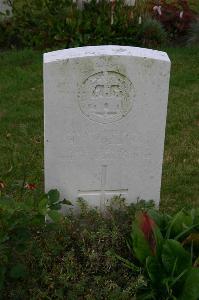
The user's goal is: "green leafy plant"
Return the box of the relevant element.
[0,0,173,49]
[0,194,150,299]
[137,17,168,47]
[150,0,197,39]
[0,189,70,290]
[119,208,199,299]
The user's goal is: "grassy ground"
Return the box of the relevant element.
[0,47,198,212]
[187,0,199,13]
[0,50,43,199]
[161,47,199,212]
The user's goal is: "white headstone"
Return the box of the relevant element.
[44,45,170,208]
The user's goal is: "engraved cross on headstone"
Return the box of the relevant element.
[78,165,128,208]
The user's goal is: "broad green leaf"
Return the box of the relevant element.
[153,225,164,259]
[47,189,60,205]
[148,210,171,237]
[180,268,199,300]
[131,224,152,264]
[166,210,184,239]
[170,268,188,288]
[10,263,27,279]
[162,240,191,276]
[146,256,163,283]
[131,212,164,264]
[166,210,192,239]
[48,210,62,223]
[38,197,48,212]
[148,209,164,228]
[174,223,199,241]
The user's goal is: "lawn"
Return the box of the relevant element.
[0,47,198,212]
[187,0,199,12]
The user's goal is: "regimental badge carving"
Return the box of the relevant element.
[78,71,134,123]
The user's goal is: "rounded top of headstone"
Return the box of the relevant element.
[44,45,170,64]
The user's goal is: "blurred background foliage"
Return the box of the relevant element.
[0,0,198,50]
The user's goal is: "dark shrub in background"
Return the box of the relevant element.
[186,19,199,45]
[150,0,198,40]
[0,191,153,299]
[0,0,198,50]
[0,0,168,50]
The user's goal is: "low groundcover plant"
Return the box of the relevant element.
[0,187,198,299]
[119,207,199,299]
[0,189,147,298]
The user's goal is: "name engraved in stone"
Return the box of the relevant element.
[78,71,134,123]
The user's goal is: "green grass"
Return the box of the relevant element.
[161,47,199,212]
[188,0,199,13]
[0,50,43,198]
[0,47,198,211]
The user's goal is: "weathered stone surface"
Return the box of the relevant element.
[44,45,170,208]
